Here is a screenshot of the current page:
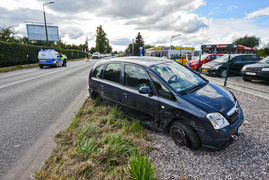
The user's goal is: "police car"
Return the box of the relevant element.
[38,49,67,68]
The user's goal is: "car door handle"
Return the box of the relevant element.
[123,93,128,99]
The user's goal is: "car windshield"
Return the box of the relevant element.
[195,54,208,60]
[259,56,269,64]
[151,61,207,95]
[214,55,234,63]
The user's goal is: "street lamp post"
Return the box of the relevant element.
[170,34,182,49]
[43,2,54,47]
[170,34,181,59]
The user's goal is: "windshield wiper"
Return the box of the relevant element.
[188,82,208,93]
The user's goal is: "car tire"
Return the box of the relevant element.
[39,66,43,68]
[170,121,201,150]
[220,70,227,78]
[243,76,251,82]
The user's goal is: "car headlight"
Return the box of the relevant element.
[261,67,269,71]
[211,65,221,70]
[206,113,230,129]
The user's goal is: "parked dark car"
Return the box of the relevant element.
[201,54,260,77]
[241,56,269,81]
[88,57,244,151]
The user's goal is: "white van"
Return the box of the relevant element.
[38,49,63,68]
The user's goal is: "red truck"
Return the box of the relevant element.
[189,54,223,70]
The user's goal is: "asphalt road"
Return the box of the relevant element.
[0,60,96,179]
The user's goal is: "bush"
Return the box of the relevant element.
[0,41,87,67]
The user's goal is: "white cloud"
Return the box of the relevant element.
[228,5,237,11]
[1,0,269,51]
[245,7,269,19]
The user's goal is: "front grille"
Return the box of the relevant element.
[245,67,260,71]
[227,101,240,124]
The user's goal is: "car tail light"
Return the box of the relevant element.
[52,59,55,61]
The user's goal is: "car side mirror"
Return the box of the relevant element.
[139,86,152,94]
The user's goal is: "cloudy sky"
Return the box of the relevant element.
[1,0,269,51]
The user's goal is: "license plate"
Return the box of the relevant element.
[203,69,208,72]
[246,72,256,76]
[237,124,243,135]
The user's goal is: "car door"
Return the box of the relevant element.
[121,64,160,127]
[102,63,122,107]
[229,56,243,75]
[149,73,181,130]
[205,55,213,63]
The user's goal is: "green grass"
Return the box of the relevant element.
[0,64,39,72]
[127,151,159,180]
[33,98,158,180]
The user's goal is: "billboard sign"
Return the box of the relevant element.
[26,24,59,42]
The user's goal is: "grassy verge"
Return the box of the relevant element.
[0,58,85,73]
[0,64,40,73]
[33,98,159,180]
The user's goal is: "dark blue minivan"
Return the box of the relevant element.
[88,57,244,151]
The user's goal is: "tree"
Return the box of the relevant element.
[89,47,96,54]
[105,39,112,53]
[144,44,154,55]
[257,44,269,57]
[0,26,17,42]
[134,32,144,56]
[79,41,88,51]
[232,35,260,48]
[125,43,133,56]
[18,36,29,44]
[95,25,112,53]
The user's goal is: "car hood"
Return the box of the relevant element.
[182,82,235,115]
[202,61,223,68]
[190,59,199,63]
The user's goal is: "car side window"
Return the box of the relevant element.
[103,63,121,83]
[150,73,176,100]
[124,65,150,89]
[232,56,242,63]
[209,56,214,60]
[244,55,259,61]
[93,65,104,78]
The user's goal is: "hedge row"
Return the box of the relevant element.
[0,41,87,67]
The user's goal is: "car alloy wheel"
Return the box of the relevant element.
[220,70,227,78]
